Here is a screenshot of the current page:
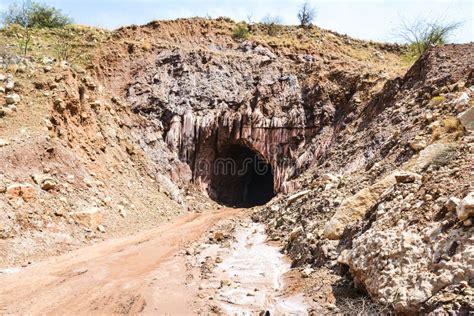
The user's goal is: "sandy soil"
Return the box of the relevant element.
[0,208,242,315]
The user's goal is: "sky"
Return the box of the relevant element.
[0,0,472,43]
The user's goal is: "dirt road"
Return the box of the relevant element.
[0,208,241,315]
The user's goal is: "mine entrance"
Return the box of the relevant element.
[210,144,275,207]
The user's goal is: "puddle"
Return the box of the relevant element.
[199,222,308,315]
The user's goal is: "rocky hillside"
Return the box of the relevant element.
[0,18,472,314]
[255,44,474,314]
[95,18,406,203]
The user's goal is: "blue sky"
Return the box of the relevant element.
[0,0,472,43]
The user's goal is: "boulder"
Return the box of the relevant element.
[5,94,20,104]
[445,197,460,212]
[70,207,103,228]
[458,106,474,131]
[394,171,422,183]
[5,80,14,91]
[0,139,9,147]
[454,92,470,107]
[456,192,474,221]
[97,225,106,233]
[42,56,54,65]
[287,190,310,205]
[32,174,57,191]
[5,183,37,201]
[322,173,340,190]
[409,140,427,152]
[324,174,397,239]
[41,179,57,191]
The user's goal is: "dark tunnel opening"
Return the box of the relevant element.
[210,144,275,208]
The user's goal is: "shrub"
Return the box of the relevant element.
[297,1,316,28]
[142,40,152,51]
[233,22,249,39]
[261,15,283,36]
[398,19,460,58]
[429,95,446,107]
[432,116,464,141]
[216,16,234,23]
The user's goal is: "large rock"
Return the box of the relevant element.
[5,94,20,104]
[347,222,473,313]
[394,171,422,183]
[0,139,9,147]
[322,173,340,190]
[458,106,474,131]
[456,192,474,221]
[5,183,37,201]
[32,174,57,191]
[69,207,103,228]
[287,190,310,205]
[445,196,460,212]
[407,143,457,172]
[323,174,397,239]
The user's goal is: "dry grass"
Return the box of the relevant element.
[432,116,464,141]
[0,24,110,67]
[338,296,392,315]
[429,95,446,108]
[141,40,152,51]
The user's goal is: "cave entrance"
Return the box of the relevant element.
[210,144,275,207]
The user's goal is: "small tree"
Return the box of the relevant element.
[398,19,460,57]
[261,15,283,36]
[2,1,72,55]
[297,1,316,28]
[2,1,72,28]
[233,22,250,39]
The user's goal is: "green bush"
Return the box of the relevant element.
[233,22,249,39]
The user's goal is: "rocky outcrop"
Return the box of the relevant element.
[126,42,379,201]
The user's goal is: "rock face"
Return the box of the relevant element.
[126,43,370,204]
[128,48,315,200]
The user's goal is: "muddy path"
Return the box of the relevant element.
[0,208,308,315]
[0,209,240,314]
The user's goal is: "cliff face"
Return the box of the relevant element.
[119,33,396,205]
[128,45,318,198]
